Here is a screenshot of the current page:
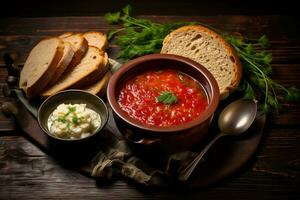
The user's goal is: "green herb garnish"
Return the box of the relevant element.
[72,116,79,124]
[68,106,76,113]
[55,106,79,126]
[157,91,178,105]
[222,33,300,112]
[57,117,67,123]
[104,5,195,59]
[105,5,300,113]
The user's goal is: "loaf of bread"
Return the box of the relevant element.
[161,25,242,99]
[83,32,108,51]
[41,46,107,98]
[19,37,64,98]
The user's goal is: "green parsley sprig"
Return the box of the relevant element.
[56,106,80,127]
[104,5,300,113]
[222,33,300,112]
[104,5,195,59]
[156,91,178,105]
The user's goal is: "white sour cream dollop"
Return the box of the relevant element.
[47,103,101,139]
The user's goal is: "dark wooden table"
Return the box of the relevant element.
[0,15,300,200]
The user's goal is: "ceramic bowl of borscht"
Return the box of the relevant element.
[107,54,219,153]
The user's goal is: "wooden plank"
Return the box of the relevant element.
[0,71,8,85]
[0,131,299,199]
[1,16,300,66]
[0,120,17,132]
[1,0,298,17]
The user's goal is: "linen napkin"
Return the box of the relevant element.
[90,129,200,187]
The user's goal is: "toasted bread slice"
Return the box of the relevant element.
[41,46,106,97]
[60,33,88,67]
[19,37,64,98]
[83,71,111,96]
[161,25,242,99]
[83,31,108,51]
[48,41,75,86]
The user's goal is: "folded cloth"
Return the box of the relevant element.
[90,130,200,187]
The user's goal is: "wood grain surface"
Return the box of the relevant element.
[0,15,300,200]
[1,0,298,17]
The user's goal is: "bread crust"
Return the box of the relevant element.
[21,37,64,98]
[72,51,109,88]
[161,25,242,99]
[83,71,111,96]
[59,32,74,39]
[62,33,88,68]
[48,41,75,86]
[83,31,109,51]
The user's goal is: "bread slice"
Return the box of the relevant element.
[83,31,108,51]
[161,25,242,99]
[41,46,106,98]
[60,33,88,67]
[19,37,64,98]
[48,41,75,86]
[72,52,109,88]
[83,71,111,96]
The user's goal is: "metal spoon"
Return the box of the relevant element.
[177,99,257,181]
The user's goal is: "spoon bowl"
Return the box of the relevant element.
[178,99,257,181]
[218,99,257,135]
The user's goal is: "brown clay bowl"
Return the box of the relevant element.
[107,54,219,154]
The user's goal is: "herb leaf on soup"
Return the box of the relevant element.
[157,91,178,105]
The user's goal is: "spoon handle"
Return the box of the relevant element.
[177,132,225,181]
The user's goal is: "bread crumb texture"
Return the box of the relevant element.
[162,28,239,96]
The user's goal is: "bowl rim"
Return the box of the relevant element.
[107,53,219,134]
[37,89,109,141]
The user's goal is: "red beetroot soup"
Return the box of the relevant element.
[118,69,209,127]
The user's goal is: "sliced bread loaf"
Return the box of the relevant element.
[83,71,111,96]
[41,46,106,97]
[83,31,108,51]
[48,41,75,85]
[19,37,64,98]
[60,33,88,67]
[161,25,242,99]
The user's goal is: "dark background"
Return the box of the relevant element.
[1,0,299,17]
